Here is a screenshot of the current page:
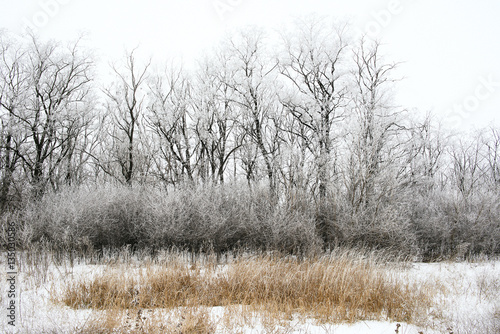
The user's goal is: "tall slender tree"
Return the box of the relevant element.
[279,18,349,200]
[147,66,197,185]
[102,49,150,185]
[225,29,283,196]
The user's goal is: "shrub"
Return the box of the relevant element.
[9,183,320,256]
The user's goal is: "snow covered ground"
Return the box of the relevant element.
[1,254,499,333]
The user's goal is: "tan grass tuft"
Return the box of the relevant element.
[76,307,216,334]
[62,250,432,325]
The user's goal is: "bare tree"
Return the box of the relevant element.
[276,112,315,197]
[191,51,243,184]
[50,97,99,188]
[0,34,28,207]
[224,29,283,196]
[450,135,487,199]
[279,18,349,200]
[402,113,447,193]
[0,34,93,198]
[345,39,405,211]
[147,66,197,185]
[484,127,500,190]
[101,49,150,185]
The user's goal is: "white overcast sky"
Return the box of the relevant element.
[1,0,499,131]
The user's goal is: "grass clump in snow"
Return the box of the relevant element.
[77,307,217,334]
[61,249,432,326]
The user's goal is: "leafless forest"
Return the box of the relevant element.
[1,20,499,261]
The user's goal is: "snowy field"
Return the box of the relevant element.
[1,252,499,334]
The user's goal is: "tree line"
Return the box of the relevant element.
[1,20,499,257]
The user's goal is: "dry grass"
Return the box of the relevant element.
[61,249,432,331]
[222,254,430,323]
[76,307,216,334]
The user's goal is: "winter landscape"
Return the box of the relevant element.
[1,1,500,333]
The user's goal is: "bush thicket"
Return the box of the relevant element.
[1,182,498,260]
